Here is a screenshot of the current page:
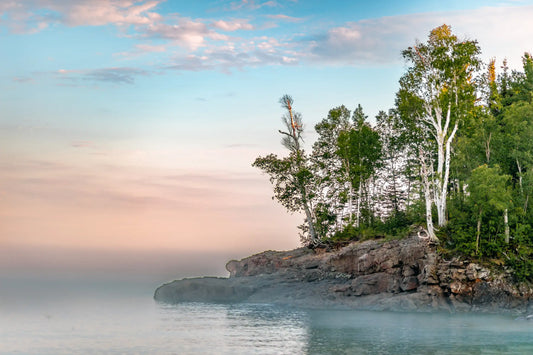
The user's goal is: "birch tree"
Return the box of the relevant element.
[253,95,320,244]
[337,115,382,227]
[396,24,481,240]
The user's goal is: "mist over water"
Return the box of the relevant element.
[2,269,533,354]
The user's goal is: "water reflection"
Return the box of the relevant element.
[158,303,309,354]
[304,309,533,354]
[2,275,533,355]
[157,303,533,355]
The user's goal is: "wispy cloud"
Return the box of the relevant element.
[228,0,279,11]
[4,1,533,78]
[71,140,94,148]
[54,67,150,85]
[265,14,303,22]
[166,36,299,73]
[142,17,228,50]
[85,67,149,84]
[211,19,255,31]
[114,43,167,59]
[12,76,34,83]
[305,5,533,67]
[0,0,163,34]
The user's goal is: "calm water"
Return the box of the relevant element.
[1,276,533,354]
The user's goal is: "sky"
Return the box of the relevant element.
[1,0,533,279]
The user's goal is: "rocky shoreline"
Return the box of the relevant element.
[154,233,533,315]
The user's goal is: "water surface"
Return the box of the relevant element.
[1,276,532,354]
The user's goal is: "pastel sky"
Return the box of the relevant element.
[1,0,533,277]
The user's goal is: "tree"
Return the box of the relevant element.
[396,24,482,240]
[311,105,352,233]
[336,112,382,227]
[375,109,409,218]
[253,95,319,244]
[468,165,511,254]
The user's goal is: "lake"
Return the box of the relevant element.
[1,275,532,354]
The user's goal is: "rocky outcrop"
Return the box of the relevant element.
[154,234,533,315]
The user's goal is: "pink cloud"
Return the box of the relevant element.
[71,140,94,148]
[143,18,227,50]
[0,156,301,253]
[306,5,533,67]
[0,0,163,33]
[135,43,166,52]
[58,0,162,27]
[212,19,254,31]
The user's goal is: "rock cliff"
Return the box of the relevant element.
[154,234,533,315]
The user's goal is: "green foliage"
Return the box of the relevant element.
[329,224,360,243]
[253,153,307,212]
[378,211,412,236]
[328,224,386,244]
[468,165,511,212]
[253,96,320,244]
[337,124,382,190]
[254,26,533,282]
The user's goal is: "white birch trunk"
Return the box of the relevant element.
[345,163,353,224]
[517,158,523,194]
[504,208,510,244]
[423,103,455,228]
[355,182,362,228]
[437,121,458,226]
[419,148,437,241]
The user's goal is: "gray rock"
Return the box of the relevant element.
[154,234,533,315]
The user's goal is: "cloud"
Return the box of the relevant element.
[167,36,299,72]
[135,43,166,52]
[305,5,533,67]
[56,67,149,84]
[162,4,533,72]
[71,140,94,148]
[114,43,167,58]
[12,76,34,83]
[0,0,163,33]
[142,17,228,50]
[211,19,254,31]
[85,67,149,84]
[0,157,271,216]
[6,1,533,76]
[228,0,278,11]
[265,14,303,22]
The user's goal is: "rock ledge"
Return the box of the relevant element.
[154,234,533,315]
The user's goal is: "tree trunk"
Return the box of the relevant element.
[303,202,318,243]
[485,132,491,163]
[436,121,458,227]
[347,165,353,224]
[517,158,523,194]
[420,150,437,241]
[504,208,510,244]
[476,208,482,254]
[355,182,362,228]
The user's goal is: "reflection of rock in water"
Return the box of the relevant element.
[154,234,533,315]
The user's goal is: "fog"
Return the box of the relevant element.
[0,244,244,311]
